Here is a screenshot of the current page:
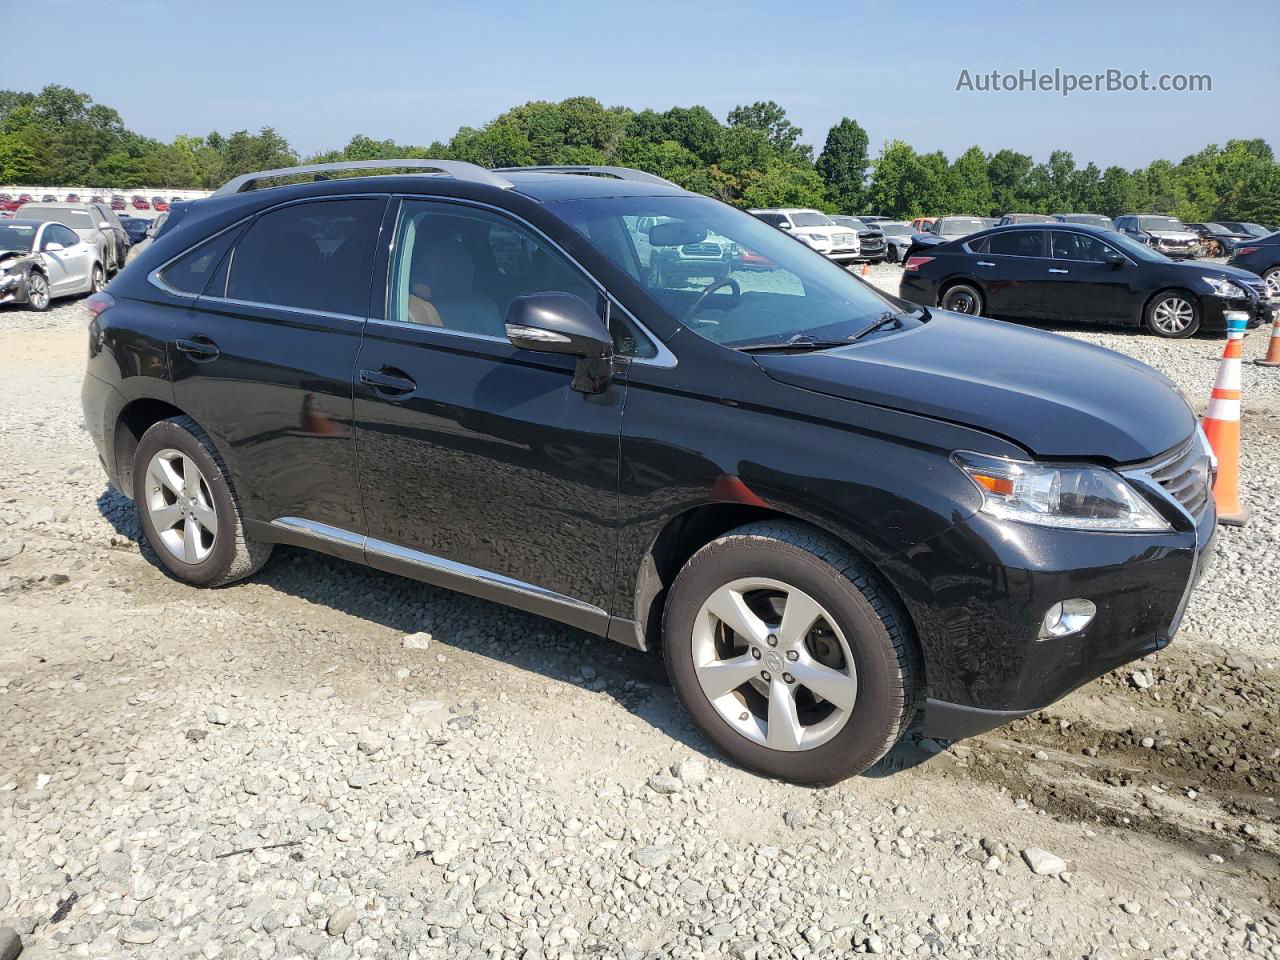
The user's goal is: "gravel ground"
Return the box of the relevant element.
[1,290,1278,960]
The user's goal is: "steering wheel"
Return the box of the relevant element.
[682,276,741,325]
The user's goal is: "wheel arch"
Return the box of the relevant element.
[936,276,984,310]
[1141,286,1202,328]
[628,503,924,684]
[112,397,189,497]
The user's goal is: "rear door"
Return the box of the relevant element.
[979,228,1051,318]
[1045,229,1135,324]
[350,198,627,629]
[169,196,387,542]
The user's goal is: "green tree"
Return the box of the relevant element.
[949,146,992,215]
[816,117,869,212]
[987,149,1034,215]
[727,100,810,161]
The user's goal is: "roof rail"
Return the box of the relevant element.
[492,165,679,187]
[211,158,513,197]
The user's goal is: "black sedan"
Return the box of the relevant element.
[118,216,153,245]
[1228,231,1280,300]
[899,223,1268,338]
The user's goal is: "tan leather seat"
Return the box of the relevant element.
[407,282,443,327]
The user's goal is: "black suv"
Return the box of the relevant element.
[83,160,1216,784]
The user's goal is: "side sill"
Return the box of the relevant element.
[606,616,647,652]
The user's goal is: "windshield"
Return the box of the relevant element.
[939,218,984,236]
[1105,230,1169,262]
[550,195,911,348]
[1061,214,1115,229]
[878,223,912,236]
[1202,223,1232,235]
[831,216,867,230]
[0,223,36,253]
[19,207,93,230]
[1240,223,1269,236]
[1139,216,1188,232]
[790,211,834,227]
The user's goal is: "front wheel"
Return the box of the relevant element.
[25,272,50,311]
[1145,291,1201,338]
[133,415,273,586]
[662,521,917,784]
[1263,266,1280,300]
[89,263,105,294]
[940,282,984,316]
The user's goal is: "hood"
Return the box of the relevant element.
[1191,261,1266,285]
[0,250,32,269]
[752,310,1194,463]
[795,225,852,239]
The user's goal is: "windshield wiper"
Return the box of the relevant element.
[736,334,855,354]
[847,311,905,343]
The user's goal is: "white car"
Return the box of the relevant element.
[749,208,861,263]
[0,218,106,310]
[14,201,129,273]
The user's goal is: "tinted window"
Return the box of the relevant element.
[227,198,383,315]
[966,236,989,254]
[44,224,80,248]
[756,214,787,227]
[0,223,36,252]
[1051,231,1115,262]
[790,212,833,227]
[988,230,1045,258]
[160,228,241,295]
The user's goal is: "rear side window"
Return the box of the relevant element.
[987,230,1045,258]
[159,229,241,295]
[226,198,384,315]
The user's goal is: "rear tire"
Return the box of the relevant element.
[133,416,273,587]
[940,282,984,316]
[662,521,917,785]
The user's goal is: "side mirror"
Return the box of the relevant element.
[505,292,614,394]
[777,221,792,230]
[1104,252,1126,267]
[98,221,111,229]
[43,242,64,252]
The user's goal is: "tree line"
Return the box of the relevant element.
[2,85,1276,224]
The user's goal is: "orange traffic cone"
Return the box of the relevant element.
[1203,311,1250,526]
[1255,303,1280,367]
[860,263,870,277]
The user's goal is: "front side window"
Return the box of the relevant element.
[226,198,383,315]
[987,230,1046,258]
[549,195,908,350]
[1050,231,1116,262]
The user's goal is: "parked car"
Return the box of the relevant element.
[40,194,57,203]
[638,216,735,285]
[829,216,886,262]
[876,221,919,263]
[900,216,987,262]
[110,196,127,210]
[0,195,19,213]
[910,216,936,232]
[1185,222,1253,258]
[0,218,106,310]
[84,159,1219,784]
[899,222,1268,338]
[1215,221,1272,240]
[89,195,105,204]
[15,201,129,274]
[1228,232,1280,299]
[998,213,1056,226]
[980,218,999,229]
[132,195,151,210]
[1053,213,1116,231]
[64,192,80,202]
[119,215,152,245]
[152,196,170,212]
[854,215,892,224]
[17,194,34,205]
[750,208,860,263]
[1114,215,1200,259]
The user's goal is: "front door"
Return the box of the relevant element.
[169,196,387,540]
[39,223,91,294]
[352,199,625,630]
[1045,229,1135,324]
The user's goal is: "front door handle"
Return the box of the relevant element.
[1048,268,1069,274]
[359,367,417,396]
[175,336,219,361]
[976,261,995,267]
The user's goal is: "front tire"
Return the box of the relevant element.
[1145,291,1201,338]
[133,416,272,587]
[89,263,105,294]
[940,282,984,316]
[662,521,917,784]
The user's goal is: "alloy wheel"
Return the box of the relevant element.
[144,448,218,564]
[1265,270,1280,299]
[28,274,49,309]
[91,265,105,292]
[692,577,858,752]
[1151,296,1195,335]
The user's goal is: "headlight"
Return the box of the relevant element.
[953,451,1172,532]
[1202,276,1248,299]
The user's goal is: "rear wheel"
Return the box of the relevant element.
[940,282,983,316]
[1145,291,1201,338]
[133,416,272,586]
[89,263,105,294]
[662,521,917,784]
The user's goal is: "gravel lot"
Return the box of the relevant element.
[1,273,1278,960]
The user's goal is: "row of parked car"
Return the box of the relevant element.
[0,192,178,214]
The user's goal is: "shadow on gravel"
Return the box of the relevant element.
[95,487,928,780]
[1013,315,1228,342]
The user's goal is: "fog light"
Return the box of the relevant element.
[1038,599,1096,640]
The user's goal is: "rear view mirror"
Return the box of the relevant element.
[647,220,708,247]
[505,292,614,394]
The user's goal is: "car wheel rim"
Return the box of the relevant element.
[946,290,978,314]
[692,577,857,752]
[29,276,48,308]
[1266,272,1280,299]
[92,267,104,292]
[144,448,217,564]
[1152,296,1194,334]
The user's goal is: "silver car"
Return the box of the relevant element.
[14,201,129,273]
[0,218,105,310]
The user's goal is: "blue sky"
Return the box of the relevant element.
[7,0,1278,168]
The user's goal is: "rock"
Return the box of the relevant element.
[783,809,811,829]
[1120,901,1141,915]
[647,774,683,794]
[402,632,433,651]
[184,729,208,742]
[130,875,156,902]
[1022,847,1068,876]
[864,934,885,954]
[205,705,230,725]
[1130,671,1152,690]
[0,928,20,960]
[675,878,707,904]
[0,541,24,562]
[631,845,679,869]
[673,757,707,787]
[120,770,150,792]
[119,919,160,945]
[292,929,329,956]
[98,850,131,881]
[326,906,357,937]
[580,665,597,680]
[0,882,8,911]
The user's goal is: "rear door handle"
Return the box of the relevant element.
[1048,268,1069,274]
[976,261,995,267]
[175,336,219,361]
[359,367,417,396]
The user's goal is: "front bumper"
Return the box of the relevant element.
[0,273,29,305]
[880,490,1216,740]
[1202,292,1269,331]
[824,248,860,262]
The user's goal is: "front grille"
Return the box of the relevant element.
[833,232,858,246]
[680,242,722,258]
[1146,438,1212,520]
